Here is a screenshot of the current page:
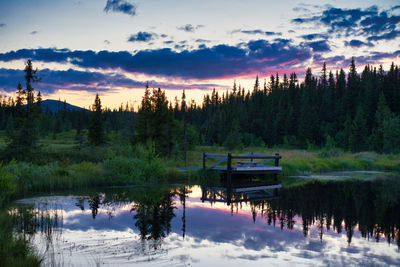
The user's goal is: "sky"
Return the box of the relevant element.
[0,0,400,109]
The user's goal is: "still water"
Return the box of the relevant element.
[11,179,400,266]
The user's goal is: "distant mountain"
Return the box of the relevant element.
[41,99,87,113]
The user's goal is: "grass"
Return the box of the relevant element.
[1,130,399,201]
[0,210,42,266]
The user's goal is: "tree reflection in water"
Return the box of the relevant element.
[262,179,400,247]
[9,178,400,259]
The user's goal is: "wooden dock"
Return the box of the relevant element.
[202,152,282,183]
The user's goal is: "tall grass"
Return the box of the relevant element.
[0,210,42,267]
[103,145,166,185]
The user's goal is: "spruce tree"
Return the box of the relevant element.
[88,93,105,146]
[135,84,153,145]
[371,93,391,152]
[4,60,40,161]
[349,105,368,152]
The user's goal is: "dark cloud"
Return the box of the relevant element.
[104,40,111,45]
[301,33,328,40]
[0,68,143,94]
[232,29,281,36]
[0,39,312,79]
[104,0,136,16]
[127,31,156,42]
[174,44,186,50]
[30,31,38,35]
[307,40,330,52]
[367,30,400,41]
[345,39,373,48]
[292,5,400,41]
[0,23,6,28]
[0,68,221,94]
[178,24,194,32]
[292,7,311,12]
[313,50,400,67]
[177,24,203,32]
[313,54,346,66]
[195,39,211,43]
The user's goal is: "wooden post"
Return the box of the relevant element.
[250,152,253,162]
[274,153,280,182]
[227,153,232,206]
[202,153,206,169]
[227,153,232,185]
[184,120,187,167]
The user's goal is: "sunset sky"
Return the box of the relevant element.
[1,0,400,109]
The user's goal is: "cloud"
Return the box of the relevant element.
[231,29,282,36]
[301,33,328,40]
[292,5,400,41]
[0,39,312,79]
[30,31,38,35]
[128,31,156,42]
[0,23,6,28]
[367,30,400,41]
[177,24,203,32]
[174,44,186,50]
[195,39,211,43]
[292,7,311,12]
[345,39,374,47]
[0,68,221,94]
[307,40,330,52]
[104,0,136,16]
[104,40,111,45]
[312,50,400,67]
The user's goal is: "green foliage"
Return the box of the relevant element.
[382,115,400,153]
[130,145,166,183]
[103,145,166,184]
[242,133,265,147]
[318,135,341,158]
[0,211,42,266]
[349,105,368,152]
[0,163,17,207]
[223,131,243,150]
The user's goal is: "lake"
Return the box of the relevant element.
[10,178,400,266]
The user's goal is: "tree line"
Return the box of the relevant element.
[177,59,400,153]
[2,59,400,161]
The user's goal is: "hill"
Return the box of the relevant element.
[42,99,86,113]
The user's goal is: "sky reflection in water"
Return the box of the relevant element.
[14,182,400,266]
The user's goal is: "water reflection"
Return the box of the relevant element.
[10,179,400,266]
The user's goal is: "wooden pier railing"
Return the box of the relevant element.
[202,153,282,183]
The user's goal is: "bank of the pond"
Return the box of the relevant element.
[2,147,400,205]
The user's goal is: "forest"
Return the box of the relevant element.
[1,58,400,161]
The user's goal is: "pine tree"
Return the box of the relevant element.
[88,93,105,146]
[371,93,391,152]
[135,84,153,145]
[349,105,368,152]
[4,60,40,160]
